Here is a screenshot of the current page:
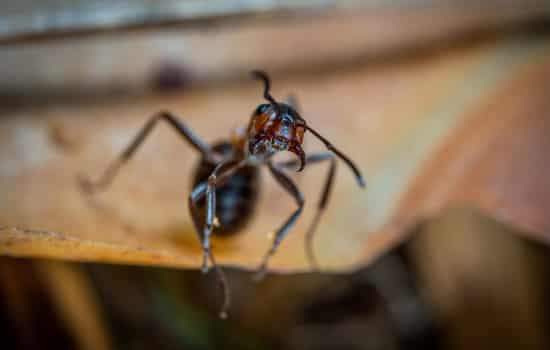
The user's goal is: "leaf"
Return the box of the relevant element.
[391,39,550,246]
[1,35,550,272]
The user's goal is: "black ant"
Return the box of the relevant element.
[79,70,366,318]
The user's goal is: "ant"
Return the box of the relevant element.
[79,70,366,318]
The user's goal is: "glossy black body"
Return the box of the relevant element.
[192,141,260,235]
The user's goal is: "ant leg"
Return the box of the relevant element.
[188,160,244,273]
[207,250,231,319]
[186,160,244,319]
[255,162,305,280]
[188,181,232,319]
[79,111,215,194]
[189,182,207,238]
[277,152,336,270]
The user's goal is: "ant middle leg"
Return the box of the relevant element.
[255,161,305,280]
[276,152,337,270]
[79,111,216,194]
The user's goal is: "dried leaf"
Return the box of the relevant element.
[391,40,550,246]
[1,36,550,271]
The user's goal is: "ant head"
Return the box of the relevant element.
[248,71,306,170]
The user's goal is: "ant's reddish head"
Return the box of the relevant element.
[248,70,366,188]
[248,71,306,170]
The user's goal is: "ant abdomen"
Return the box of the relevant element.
[191,141,260,235]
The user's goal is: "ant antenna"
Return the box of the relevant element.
[305,125,366,188]
[251,70,278,105]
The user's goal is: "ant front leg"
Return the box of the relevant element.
[255,161,305,280]
[277,152,336,270]
[188,178,234,319]
[79,111,216,194]
[189,160,245,273]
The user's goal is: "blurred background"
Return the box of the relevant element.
[2,1,550,349]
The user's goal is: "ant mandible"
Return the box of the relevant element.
[79,70,366,317]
